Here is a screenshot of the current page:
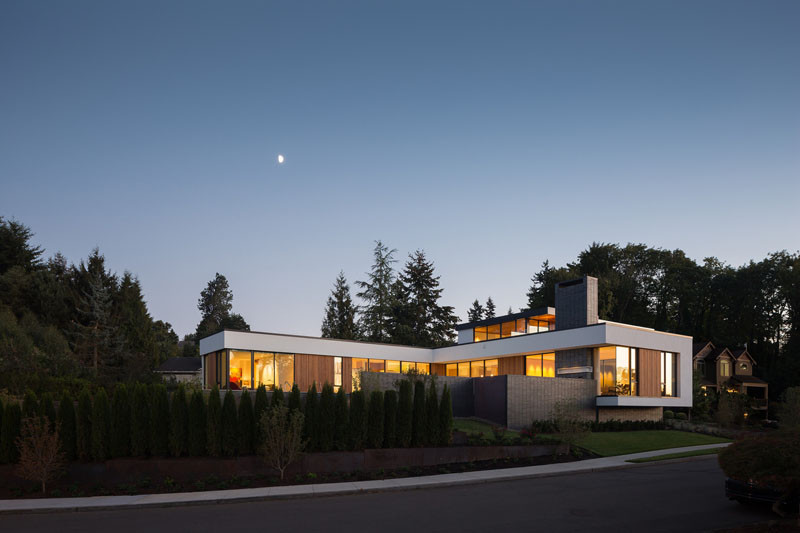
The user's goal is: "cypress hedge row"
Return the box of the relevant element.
[0,376,455,463]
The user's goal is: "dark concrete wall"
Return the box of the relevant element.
[473,375,508,426]
[555,276,598,330]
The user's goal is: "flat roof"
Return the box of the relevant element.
[455,307,555,331]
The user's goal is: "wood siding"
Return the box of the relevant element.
[343,357,353,393]
[499,355,525,376]
[431,363,447,376]
[638,349,661,397]
[294,354,335,391]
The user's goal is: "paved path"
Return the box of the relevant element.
[1,454,772,533]
[0,443,728,514]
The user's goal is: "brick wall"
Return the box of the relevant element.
[555,276,598,330]
[506,375,597,429]
[597,406,663,422]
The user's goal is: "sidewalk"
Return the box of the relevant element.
[0,443,728,515]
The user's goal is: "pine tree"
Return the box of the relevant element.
[507,306,514,315]
[196,273,250,339]
[288,384,302,413]
[110,384,130,457]
[485,297,496,319]
[91,387,111,461]
[367,391,384,449]
[74,263,123,375]
[318,383,336,452]
[333,386,349,450]
[321,271,359,339]
[169,384,189,457]
[188,390,206,456]
[254,385,269,444]
[303,383,319,452]
[425,381,439,446]
[396,379,413,447]
[0,403,21,463]
[348,390,368,450]
[467,299,485,322]
[22,389,39,419]
[150,385,170,456]
[206,386,222,456]
[238,389,255,455]
[411,381,426,446]
[76,387,92,460]
[221,389,238,456]
[271,385,284,408]
[57,392,76,460]
[383,390,397,448]
[130,383,150,456]
[356,241,397,343]
[438,384,453,446]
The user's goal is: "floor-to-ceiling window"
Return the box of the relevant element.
[472,315,555,343]
[334,357,343,391]
[229,350,252,390]
[525,353,555,377]
[661,351,677,397]
[599,346,637,395]
[254,352,275,390]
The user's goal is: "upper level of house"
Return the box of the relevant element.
[692,341,759,388]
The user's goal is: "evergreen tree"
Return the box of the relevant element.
[91,387,111,461]
[254,385,269,443]
[196,273,250,339]
[383,389,397,448]
[321,271,359,339]
[130,383,150,457]
[73,258,123,375]
[188,390,206,456]
[318,383,336,452]
[76,387,92,460]
[110,384,130,457]
[238,389,255,455]
[507,306,514,315]
[288,384,302,413]
[39,392,57,425]
[396,379,413,448]
[367,391,384,449]
[356,241,397,343]
[57,391,76,460]
[303,383,319,452]
[348,389,368,450]
[411,381,426,447]
[485,297,496,319]
[206,386,222,457]
[271,385,284,408]
[149,385,169,456]
[425,381,439,446]
[116,272,158,372]
[169,384,189,457]
[0,403,21,463]
[333,386,349,450]
[438,384,453,446]
[22,389,39,419]
[467,299,485,322]
[0,217,44,274]
[221,389,238,456]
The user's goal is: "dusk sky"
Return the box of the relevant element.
[2,1,798,338]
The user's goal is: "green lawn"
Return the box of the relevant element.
[626,447,723,463]
[575,430,730,457]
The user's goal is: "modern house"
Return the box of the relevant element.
[692,341,768,411]
[156,356,202,384]
[199,276,692,428]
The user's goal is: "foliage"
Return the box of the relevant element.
[321,271,359,340]
[348,390,368,450]
[221,389,238,456]
[0,402,22,463]
[466,299,484,322]
[206,386,222,457]
[691,373,714,421]
[110,384,130,457]
[254,385,269,444]
[411,380,426,447]
[303,383,319,451]
[287,384,302,413]
[587,419,665,432]
[258,406,305,481]
[716,391,751,427]
[15,416,65,494]
[57,392,76,460]
[238,389,255,455]
[317,383,336,452]
[39,392,57,425]
[76,387,92,461]
[663,410,674,420]
[425,380,439,446]
[550,399,590,454]
[383,390,397,448]
[333,386,349,450]
[484,297,496,319]
[195,273,250,339]
[188,389,206,456]
[367,391,384,449]
[150,384,170,456]
[356,241,398,343]
[90,387,111,460]
[675,412,687,420]
[396,379,413,448]
[169,384,189,457]
[130,383,150,456]
[438,385,453,446]
[270,385,284,408]
[779,387,800,430]
[718,431,800,492]
[22,389,39,419]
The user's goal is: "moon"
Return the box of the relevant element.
[277,154,285,164]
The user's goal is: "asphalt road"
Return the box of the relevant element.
[2,457,774,533]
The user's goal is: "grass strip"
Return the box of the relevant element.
[626,447,722,463]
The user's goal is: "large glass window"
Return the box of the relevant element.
[473,327,488,342]
[470,360,485,377]
[500,321,516,338]
[446,363,457,376]
[525,353,556,377]
[526,354,542,377]
[334,357,342,391]
[457,362,470,377]
[275,353,294,391]
[254,352,274,389]
[352,358,367,389]
[472,315,555,343]
[661,352,677,397]
[386,360,401,374]
[369,359,385,373]
[599,347,637,395]
[720,359,731,377]
[487,324,501,340]
[417,362,430,375]
[229,350,252,390]
[485,359,498,377]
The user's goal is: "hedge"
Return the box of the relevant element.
[334,386,349,450]
[188,389,206,456]
[411,381,426,447]
[396,380,412,448]
[438,385,453,446]
[253,385,269,444]
[221,389,238,456]
[288,384,302,413]
[110,384,131,457]
[130,383,150,457]
[238,389,255,455]
[76,388,93,461]
[0,402,21,463]
[383,390,397,448]
[318,383,336,452]
[303,383,319,452]
[57,391,76,461]
[91,387,111,461]
[40,392,57,425]
[150,384,170,456]
[206,385,222,457]
[169,384,189,457]
[425,381,439,446]
[349,390,367,450]
[367,390,384,449]
[271,386,284,408]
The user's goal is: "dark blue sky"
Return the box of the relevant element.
[2,1,798,337]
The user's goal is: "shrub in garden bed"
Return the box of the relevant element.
[718,430,800,494]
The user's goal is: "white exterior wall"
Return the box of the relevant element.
[456,329,472,344]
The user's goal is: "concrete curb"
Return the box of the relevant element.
[0,443,729,515]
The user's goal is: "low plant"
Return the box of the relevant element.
[259,405,305,481]
[15,416,65,494]
[663,410,675,419]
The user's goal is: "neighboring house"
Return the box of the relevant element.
[692,341,768,410]
[199,276,693,428]
[156,357,202,384]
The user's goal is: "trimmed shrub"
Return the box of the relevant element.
[396,380,413,448]
[411,381,426,447]
[663,410,675,420]
[91,387,111,461]
[39,392,57,425]
[334,386,349,450]
[0,397,3,449]
[57,392,76,460]
[188,390,206,456]
[425,381,439,446]
[383,390,397,448]
[76,388,92,461]
[0,403,22,463]
[206,386,222,457]
[238,389,255,455]
[150,385,170,457]
[367,391,384,449]
[254,385,269,443]
[221,389,238,456]
[438,384,453,446]
[22,389,39,420]
[130,383,150,457]
[303,383,319,452]
[288,384,302,413]
[675,412,688,421]
[719,431,800,492]
[348,390,368,450]
[318,383,336,452]
[110,384,130,457]
[169,384,189,457]
[271,386,284,408]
